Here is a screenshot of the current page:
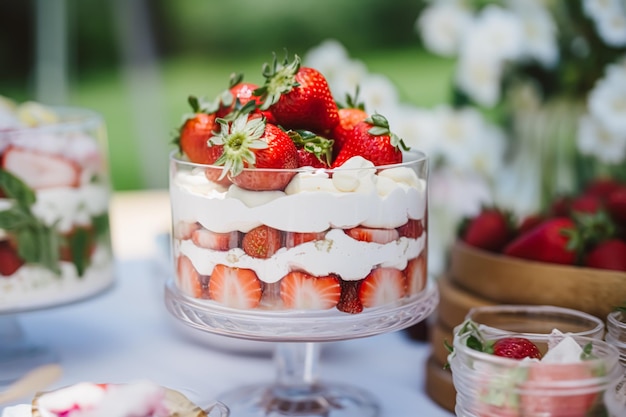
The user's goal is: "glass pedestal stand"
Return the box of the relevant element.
[0,314,57,384]
[165,278,439,417]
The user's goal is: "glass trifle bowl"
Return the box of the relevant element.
[0,100,114,382]
[165,148,437,416]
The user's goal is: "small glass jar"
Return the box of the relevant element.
[465,304,605,339]
[606,310,626,367]
[450,332,623,417]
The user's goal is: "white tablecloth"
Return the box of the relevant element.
[1,191,454,416]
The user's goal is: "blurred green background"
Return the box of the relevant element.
[0,0,453,190]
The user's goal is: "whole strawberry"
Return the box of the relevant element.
[492,337,542,360]
[606,185,626,227]
[209,114,298,191]
[503,217,579,265]
[288,130,334,168]
[175,96,222,164]
[331,91,369,158]
[459,207,513,252]
[331,113,408,168]
[255,54,339,134]
[584,239,626,272]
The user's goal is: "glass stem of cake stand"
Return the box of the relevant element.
[0,314,56,384]
[263,342,379,417]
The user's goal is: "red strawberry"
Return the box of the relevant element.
[288,130,334,168]
[284,231,327,247]
[459,207,513,252]
[177,111,220,164]
[336,279,363,314]
[345,227,399,244]
[241,225,282,259]
[492,337,542,360]
[0,240,24,276]
[176,255,204,298]
[209,115,298,191]
[280,271,341,310]
[358,267,406,308]
[583,177,622,200]
[331,113,407,168]
[2,146,80,189]
[191,228,239,251]
[503,218,578,265]
[569,194,603,215]
[208,264,262,309]
[606,185,626,226]
[396,219,425,239]
[517,214,545,235]
[549,195,572,217]
[256,54,339,134]
[405,254,427,295]
[331,106,368,158]
[583,239,626,271]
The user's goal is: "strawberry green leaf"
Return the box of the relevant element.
[0,169,36,207]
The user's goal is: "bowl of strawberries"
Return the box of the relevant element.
[449,177,626,320]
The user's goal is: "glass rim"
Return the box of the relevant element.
[465,304,605,338]
[169,149,428,173]
[607,310,626,329]
[452,331,620,367]
[0,106,103,135]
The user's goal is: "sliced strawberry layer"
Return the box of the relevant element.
[208,264,262,309]
[336,279,363,314]
[358,267,406,308]
[396,219,424,239]
[191,228,238,251]
[242,225,282,258]
[280,271,341,310]
[176,255,204,298]
[284,231,327,247]
[405,254,427,295]
[2,146,80,189]
[345,227,399,244]
[173,221,201,240]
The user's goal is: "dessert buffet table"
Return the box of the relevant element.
[1,190,453,417]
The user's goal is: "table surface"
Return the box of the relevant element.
[2,190,454,417]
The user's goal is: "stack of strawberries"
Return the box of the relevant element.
[459,178,626,272]
[175,54,407,192]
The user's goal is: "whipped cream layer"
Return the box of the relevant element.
[178,229,425,283]
[171,160,427,234]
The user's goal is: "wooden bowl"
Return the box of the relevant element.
[449,241,626,320]
[436,275,493,330]
[424,355,456,413]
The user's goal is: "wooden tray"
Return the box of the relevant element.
[437,274,493,330]
[424,354,456,413]
[428,320,454,366]
[449,241,626,319]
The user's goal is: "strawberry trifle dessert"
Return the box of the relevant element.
[169,55,428,315]
[0,98,113,312]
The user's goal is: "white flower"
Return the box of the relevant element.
[583,0,626,47]
[588,63,626,136]
[416,1,472,57]
[357,73,400,115]
[511,1,559,67]
[433,106,506,177]
[577,114,626,164]
[303,39,350,76]
[456,42,504,107]
[386,104,442,160]
[471,5,525,61]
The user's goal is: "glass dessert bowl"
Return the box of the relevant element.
[449,328,623,417]
[165,150,437,416]
[0,100,114,382]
